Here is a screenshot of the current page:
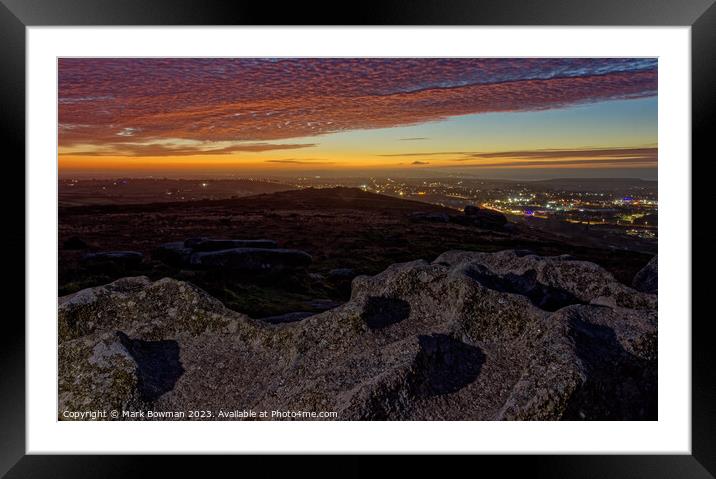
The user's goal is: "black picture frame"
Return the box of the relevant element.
[1,0,712,476]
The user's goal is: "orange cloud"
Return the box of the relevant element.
[60,141,316,157]
[58,58,657,157]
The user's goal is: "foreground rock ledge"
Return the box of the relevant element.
[58,250,657,420]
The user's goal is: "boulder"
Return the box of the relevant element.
[153,238,288,271]
[632,256,657,294]
[329,268,356,279]
[184,238,277,252]
[153,241,192,267]
[58,250,656,421]
[462,205,481,216]
[188,247,311,272]
[455,205,508,229]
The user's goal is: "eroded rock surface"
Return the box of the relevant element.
[58,250,657,420]
[632,255,657,294]
[408,208,507,230]
[153,237,309,273]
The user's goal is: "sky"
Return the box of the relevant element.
[58,58,657,179]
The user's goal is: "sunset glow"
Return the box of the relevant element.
[58,58,657,178]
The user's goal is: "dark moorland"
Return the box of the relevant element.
[59,187,653,319]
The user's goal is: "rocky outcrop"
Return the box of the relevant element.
[184,238,278,251]
[409,207,508,230]
[329,268,356,279]
[153,238,309,273]
[188,248,311,272]
[632,255,657,294]
[152,242,193,266]
[460,205,508,228]
[58,249,656,421]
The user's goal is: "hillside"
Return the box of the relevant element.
[58,178,295,206]
[59,187,653,318]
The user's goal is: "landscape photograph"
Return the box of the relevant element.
[57,58,658,421]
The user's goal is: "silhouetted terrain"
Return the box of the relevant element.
[59,178,295,206]
[56,57,659,422]
[59,187,653,318]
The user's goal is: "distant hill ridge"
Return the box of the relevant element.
[60,186,455,216]
[245,187,454,211]
[532,177,656,184]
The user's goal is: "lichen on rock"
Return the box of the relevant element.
[57,250,657,421]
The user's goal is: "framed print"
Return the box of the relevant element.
[3,0,714,476]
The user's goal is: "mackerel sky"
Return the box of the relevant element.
[58,58,657,178]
